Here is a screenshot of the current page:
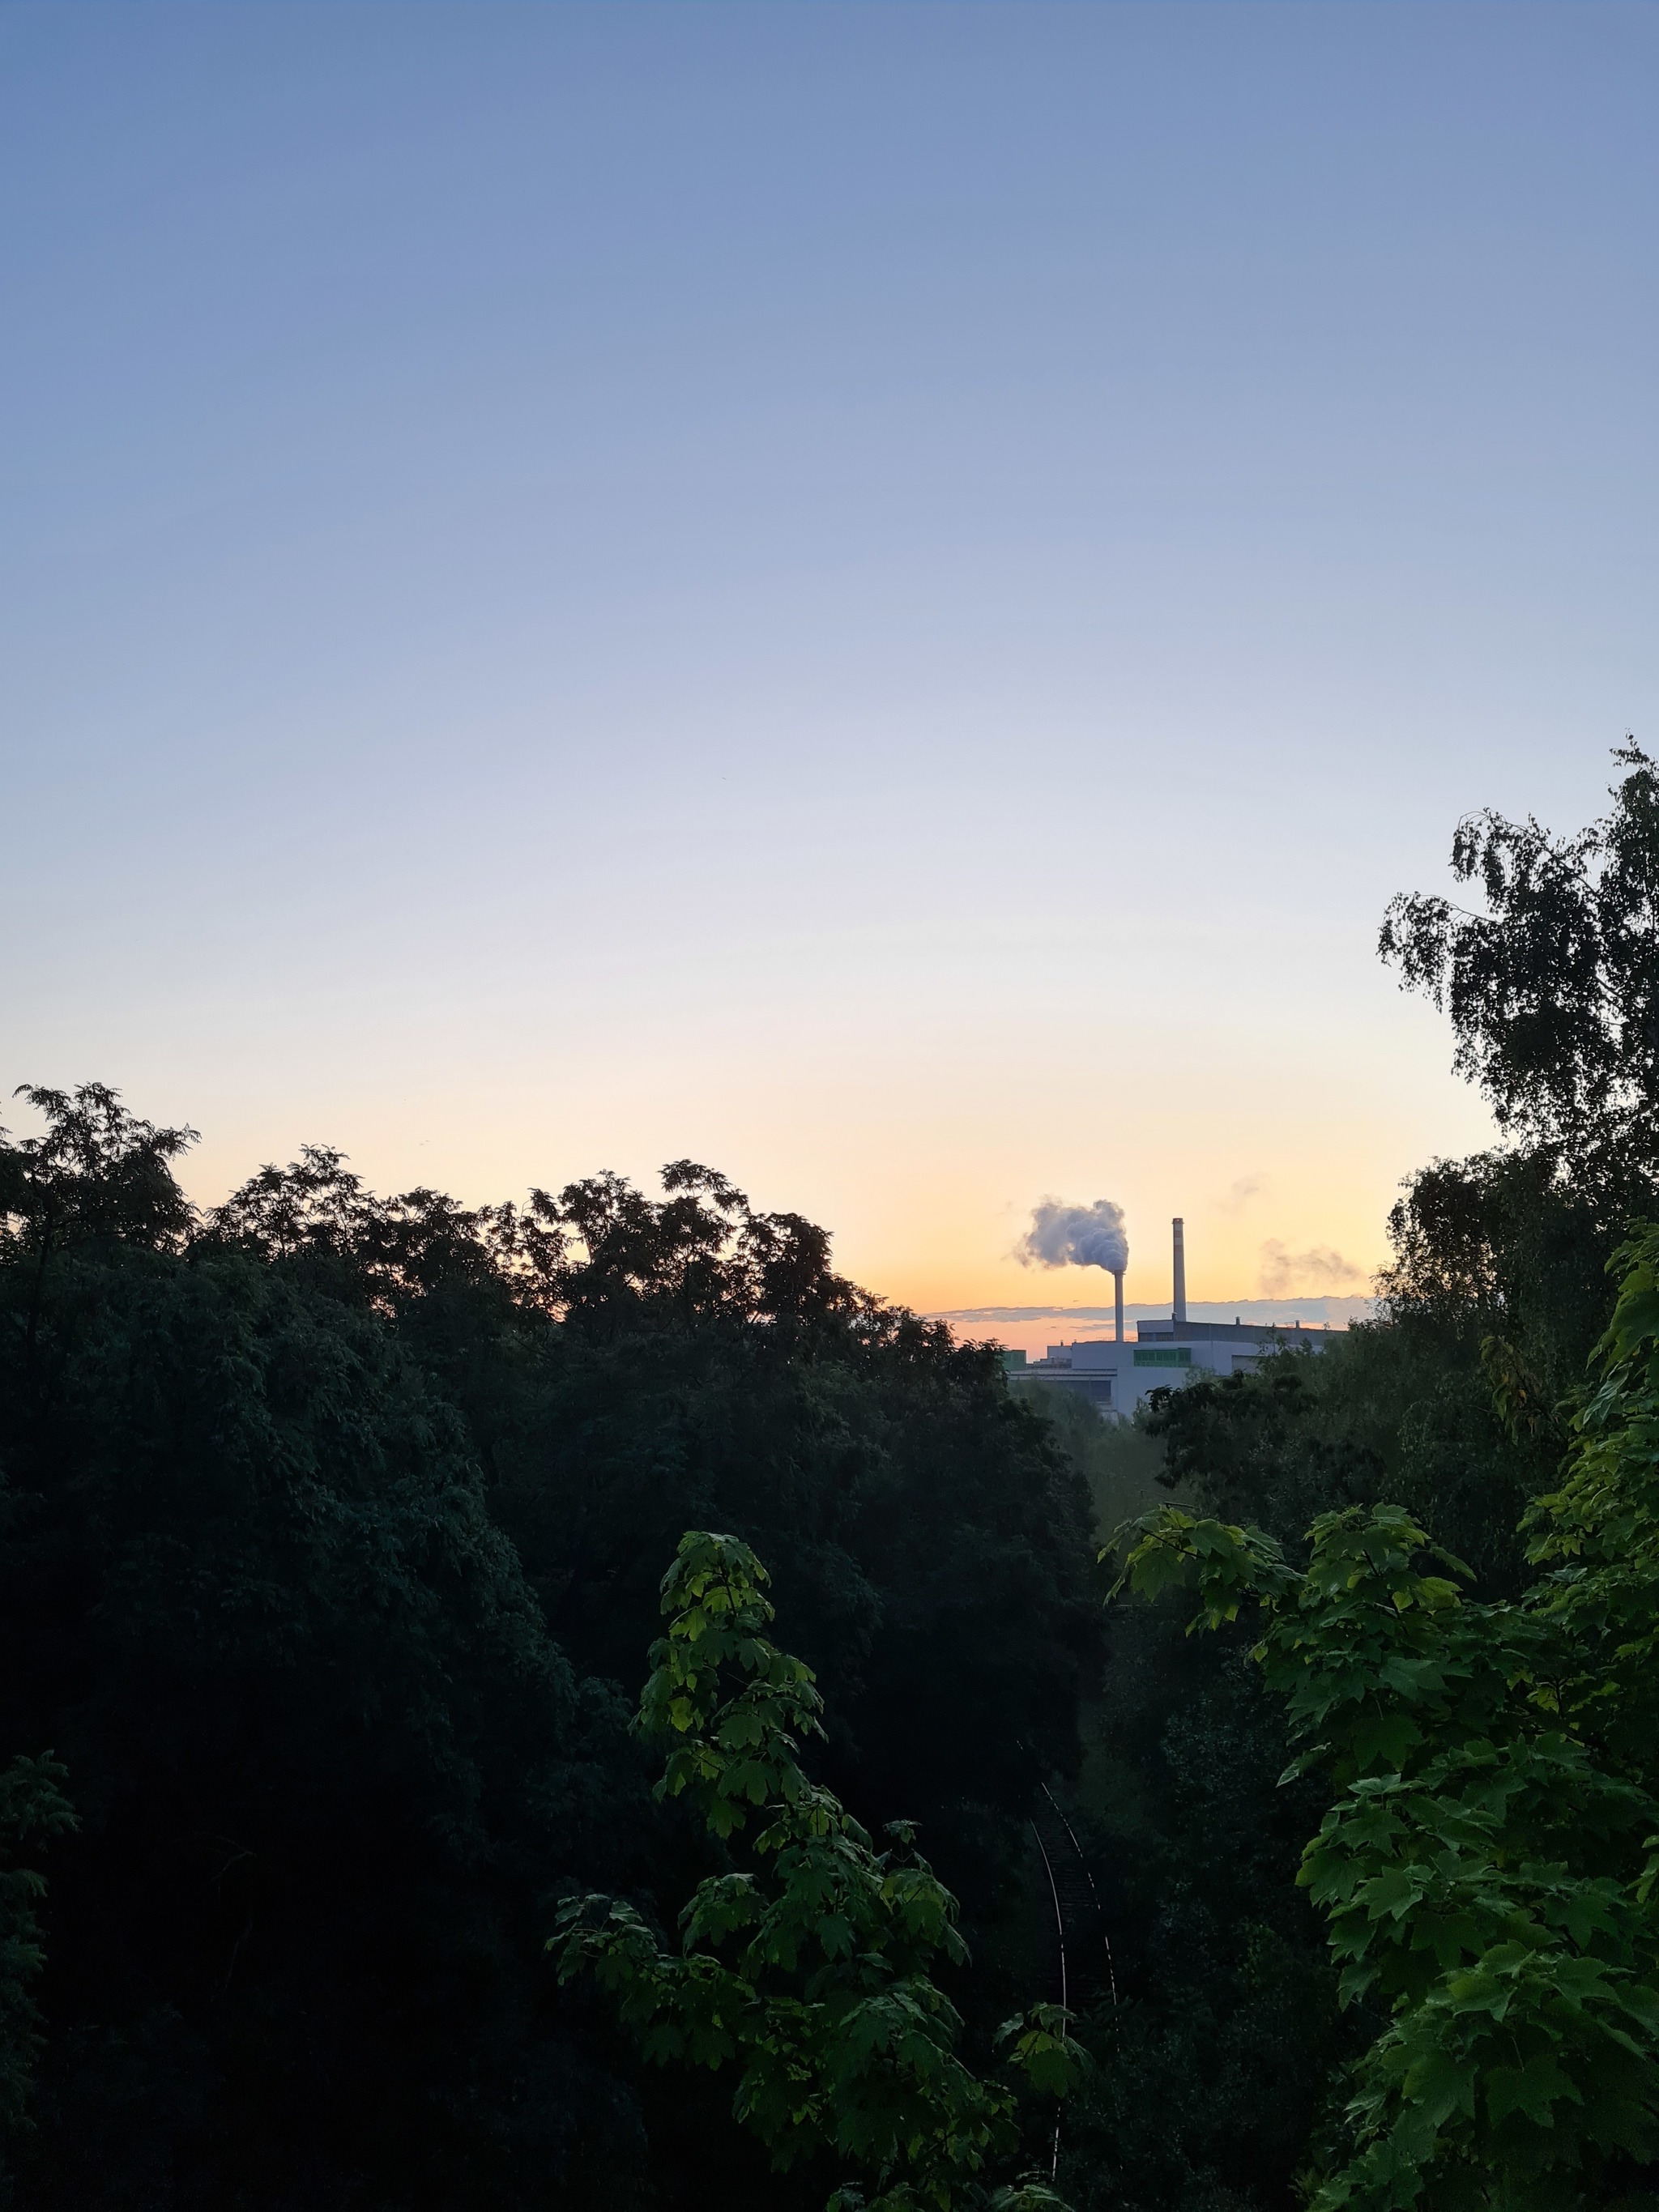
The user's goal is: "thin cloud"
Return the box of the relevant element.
[1257,1239,1365,1295]
[1216,1174,1267,1215]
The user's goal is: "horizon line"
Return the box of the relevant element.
[932,1295,1380,1327]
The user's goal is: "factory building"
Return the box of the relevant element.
[1004,1216,1330,1417]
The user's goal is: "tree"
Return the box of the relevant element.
[1,1083,198,1409]
[0,1754,75,2148]
[1380,741,1659,1192]
[1145,1319,1550,1604]
[1038,748,1659,2212]
[1110,1224,1659,2210]
[0,1084,197,1259]
[0,1089,1097,2207]
[0,1096,650,2209]
[203,1136,1101,1979]
[555,1532,1077,2212]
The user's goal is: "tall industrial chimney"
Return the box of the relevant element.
[1172,1217,1187,1327]
[1113,1268,1124,1344]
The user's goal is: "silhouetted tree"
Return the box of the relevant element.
[1380,739,1659,1193]
[0,1087,1094,2210]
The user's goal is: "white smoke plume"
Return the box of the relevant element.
[1257,1240,1363,1294]
[1216,1173,1267,1215]
[1017,1197,1128,1276]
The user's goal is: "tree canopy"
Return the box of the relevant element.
[1380,742,1659,1189]
[0,1085,1094,2210]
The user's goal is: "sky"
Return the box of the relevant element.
[5,2,1657,1341]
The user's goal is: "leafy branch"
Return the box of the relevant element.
[553,1531,1078,2212]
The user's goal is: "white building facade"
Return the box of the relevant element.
[1006,1315,1328,1417]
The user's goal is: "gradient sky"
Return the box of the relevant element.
[6,2,1657,1332]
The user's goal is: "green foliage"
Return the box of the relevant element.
[1019,1375,1352,2211]
[1012,1387,1173,1540]
[1111,1228,1659,2208]
[1379,1147,1624,1430]
[0,1085,1093,2209]
[1147,1317,1554,1603]
[1054,1624,1346,2212]
[0,1753,75,2144]
[556,1532,1080,2212]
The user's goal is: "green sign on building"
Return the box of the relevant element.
[1132,1346,1192,1368]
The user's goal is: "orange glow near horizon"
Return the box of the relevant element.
[6,8,1649,1390]
[156,949,1497,1350]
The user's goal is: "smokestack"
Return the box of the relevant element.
[1172,1217,1187,1326]
[1113,1268,1124,1344]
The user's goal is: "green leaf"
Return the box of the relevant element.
[1486,2053,1582,2128]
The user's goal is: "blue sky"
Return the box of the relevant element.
[5,2,1656,1326]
